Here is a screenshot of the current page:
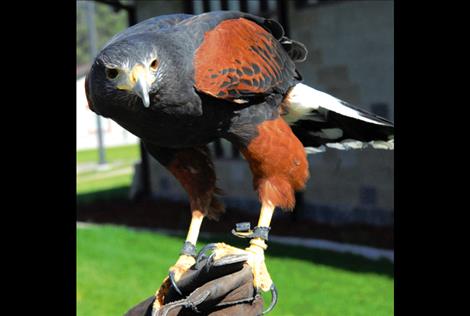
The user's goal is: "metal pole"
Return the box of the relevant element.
[85,1,107,165]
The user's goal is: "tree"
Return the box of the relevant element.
[76,1,128,66]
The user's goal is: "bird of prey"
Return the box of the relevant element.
[85,11,394,312]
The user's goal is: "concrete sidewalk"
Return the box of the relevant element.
[76,161,135,174]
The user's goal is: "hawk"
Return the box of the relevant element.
[85,11,394,312]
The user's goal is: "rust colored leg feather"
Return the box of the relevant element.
[240,117,309,210]
[167,146,225,220]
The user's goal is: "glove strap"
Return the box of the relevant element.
[231,222,271,241]
[180,241,197,258]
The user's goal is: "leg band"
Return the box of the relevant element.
[231,222,271,241]
[180,241,197,258]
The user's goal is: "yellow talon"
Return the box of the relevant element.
[169,254,196,282]
[152,254,196,311]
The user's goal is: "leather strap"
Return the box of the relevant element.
[231,223,271,241]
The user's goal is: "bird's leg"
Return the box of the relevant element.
[143,145,223,311]
[196,201,276,292]
[170,210,204,280]
[153,210,204,309]
[245,201,274,291]
[194,201,277,313]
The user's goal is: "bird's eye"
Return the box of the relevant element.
[105,68,119,79]
[150,59,158,71]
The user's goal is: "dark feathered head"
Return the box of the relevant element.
[85,30,202,119]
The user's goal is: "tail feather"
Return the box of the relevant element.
[283,83,394,153]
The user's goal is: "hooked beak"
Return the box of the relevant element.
[134,75,150,108]
[117,64,153,108]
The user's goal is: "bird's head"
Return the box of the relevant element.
[85,28,202,121]
[85,33,165,117]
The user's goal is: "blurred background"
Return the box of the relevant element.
[77,1,394,315]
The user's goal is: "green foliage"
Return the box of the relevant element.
[77,225,394,316]
[76,1,128,66]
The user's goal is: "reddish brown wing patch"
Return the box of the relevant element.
[194,18,289,100]
[240,118,310,210]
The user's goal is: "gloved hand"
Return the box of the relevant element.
[125,254,264,316]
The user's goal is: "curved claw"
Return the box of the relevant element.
[205,252,216,272]
[262,284,278,315]
[196,243,218,265]
[168,271,183,297]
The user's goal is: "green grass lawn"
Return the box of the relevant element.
[77,225,393,316]
[77,144,140,164]
[77,144,139,197]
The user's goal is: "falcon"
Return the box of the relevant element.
[85,11,394,312]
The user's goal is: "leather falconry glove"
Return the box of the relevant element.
[124,254,264,316]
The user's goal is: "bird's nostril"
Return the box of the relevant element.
[150,59,158,71]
